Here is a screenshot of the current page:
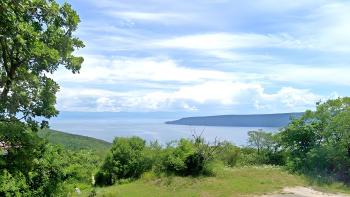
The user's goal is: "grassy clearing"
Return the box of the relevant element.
[81,165,307,197]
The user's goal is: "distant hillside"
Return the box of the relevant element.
[166,112,303,127]
[38,129,111,154]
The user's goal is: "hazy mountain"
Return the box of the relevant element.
[165,112,303,127]
[52,111,197,120]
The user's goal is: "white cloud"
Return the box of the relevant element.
[108,11,192,23]
[169,82,322,111]
[151,33,312,62]
[310,2,350,52]
[268,65,350,86]
[207,50,274,62]
[251,0,326,12]
[53,55,236,84]
[52,54,348,113]
[259,87,321,108]
[172,81,260,105]
[154,33,310,50]
[57,81,324,113]
[82,0,350,53]
[53,0,350,114]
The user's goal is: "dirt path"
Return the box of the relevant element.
[261,186,349,197]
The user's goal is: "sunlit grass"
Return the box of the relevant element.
[87,165,307,197]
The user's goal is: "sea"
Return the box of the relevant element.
[49,112,280,146]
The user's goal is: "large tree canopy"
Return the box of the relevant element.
[279,97,350,181]
[0,1,84,195]
[0,0,84,128]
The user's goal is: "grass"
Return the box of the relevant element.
[305,176,350,195]
[81,165,308,197]
[38,128,111,156]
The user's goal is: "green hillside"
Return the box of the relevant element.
[38,129,111,155]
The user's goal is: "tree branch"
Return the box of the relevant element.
[0,38,9,75]
[0,38,20,101]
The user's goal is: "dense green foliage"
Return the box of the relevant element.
[38,129,111,156]
[0,121,102,196]
[0,0,84,128]
[246,130,285,165]
[222,97,350,183]
[217,141,240,167]
[0,121,66,196]
[95,137,153,186]
[279,97,350,182]
[157,136,221,176]
[0,0,84,196]
[96,136,223,186]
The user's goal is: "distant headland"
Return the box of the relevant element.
[165,112,303,127]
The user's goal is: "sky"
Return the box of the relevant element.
[53,0,350,115]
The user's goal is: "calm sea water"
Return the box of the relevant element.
[50,117,279,146]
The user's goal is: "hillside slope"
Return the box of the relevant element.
[38,129,111,154]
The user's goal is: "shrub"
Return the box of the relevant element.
[240,130,286,166]
[28,145,68,196]
[95,137,152,186]
[218,142,240,167]
[158,136,222,176]
[0,170,29,197]
[236,147,262,166]
[63,150,100,183]
[0,121,68,196]
[159,139,195,175]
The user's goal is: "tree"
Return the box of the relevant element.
[280,97,350,181]
[0,0,84,128]
[247,130,285,165]
[247,129,274,154]
[0,1,84,195]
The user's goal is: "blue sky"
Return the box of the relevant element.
[53,0,350,114]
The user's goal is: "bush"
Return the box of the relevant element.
[95,136,224,182]
[158,136,222,176]
[0,121,68,196]
[0,170,29,197]
[95,137,152,186]
[263,150,285,165]
[63,150,100,183]
[28,145,68,196]
[236,147,261,166]
[218,142,240,167]
[159,139,195,175]
[246,130,285,165]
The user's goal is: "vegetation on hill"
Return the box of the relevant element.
[38,129,111,156]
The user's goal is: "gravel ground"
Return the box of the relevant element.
[261,187,350,197]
